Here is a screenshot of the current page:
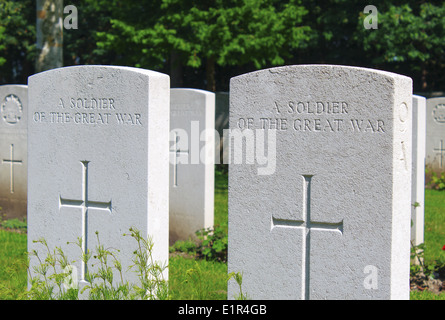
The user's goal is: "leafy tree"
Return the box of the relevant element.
[0,0,36,84]
[1,0,445,92]
[300,0,366,66]
[92,0,313,91]
[356,1,445,91]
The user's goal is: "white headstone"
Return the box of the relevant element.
[426,97,445,173]
[169,88,215,244]
[411,95,425,247]
[0,85,27,220]
[228,65,412,300]
[27,66,170,293]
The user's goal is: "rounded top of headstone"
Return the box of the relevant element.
[29,65,168,81]
[171,88,213,93]
[171,88,214,97]
[231,64,412,83]
[0,84,28,89]
[413,94,426,100]
[426,96,445,104]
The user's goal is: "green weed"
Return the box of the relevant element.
[26,228,168,300]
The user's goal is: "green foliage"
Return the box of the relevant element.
[184,261,214,300]
[196,225,228,262]
[124,228,169,300]
[410,240,445,298]
[169,225,228,263]
[168,256,227,299]
[27,237,78,300]
[1,218,27,231]
[0,230,27,299]
[410,290,445,300]
[358,3,445,65]
[169,239,198,256]
[228,271,249,300]
[423,189,445,265]
[27,228,168,300]
[428,171,445,191]
[356,2,445,89]
[2,0,445,91]
[88,0,313,90]
[0,0,36,83]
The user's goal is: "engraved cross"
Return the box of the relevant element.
[271,175,344,300]
[170,131,189,187]
[434,139,445,168]
[2,144,23,193]
[59,161,112,281]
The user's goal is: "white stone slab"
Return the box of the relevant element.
[27,66,170,293]
[228,65,412,300]
[0,85,27,220]
[169,88,214,244]
[411,95,425,247]
[426,97,445,172]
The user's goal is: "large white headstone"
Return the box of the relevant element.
[411,95,425,247]
[27,66,170,293]
[169,88,215,244]
[426,97,445,174]
[0,85,27,220]
[228,65,412,300]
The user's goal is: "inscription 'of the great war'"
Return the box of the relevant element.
[236,100,386,133]
[32,97,142,126]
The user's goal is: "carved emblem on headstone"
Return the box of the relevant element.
[432,103,445,124]
[1,94,22,125]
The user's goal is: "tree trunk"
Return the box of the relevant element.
[36,0,63,73]
[421,64,428,91]
[206,56,216,92]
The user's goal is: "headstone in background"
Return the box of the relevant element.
[411,95,426,248]
[169,88,215,245]
[0,85,28,221]
[27,66,170,293]
[228,65,412,300]
[425,97,445,176]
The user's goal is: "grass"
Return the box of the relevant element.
[214,168,228,231]
[0,229,28,299]
[410,289,445,300]
[169,256,227,300]
[168,168,228,300]
[409,188,445,300]
[1,169,445,299]
[0,167,229,300]
[422,189,445,265]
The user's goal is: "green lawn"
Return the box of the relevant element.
[0,229,28,299]
[410,189,445,300]
[422,189,445,265]
[1,171,445,299]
